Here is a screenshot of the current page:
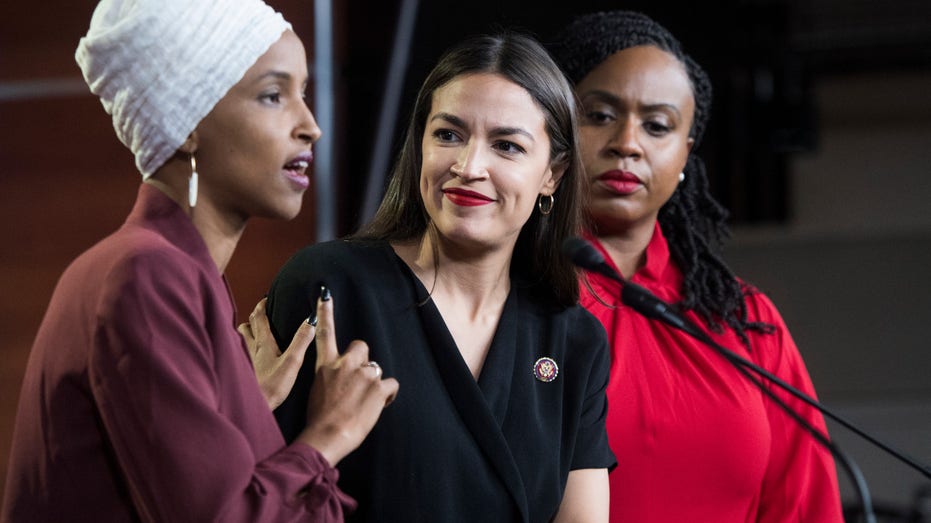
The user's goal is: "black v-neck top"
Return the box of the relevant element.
[267,239,615,522]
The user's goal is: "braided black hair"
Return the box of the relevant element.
[552,10,773,346]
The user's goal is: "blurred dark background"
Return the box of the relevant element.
[337,0,931,232]
[2,0,929,518]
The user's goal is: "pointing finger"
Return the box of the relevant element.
[314,285,339,371]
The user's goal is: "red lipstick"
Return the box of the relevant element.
[598,170,642,195]
[443,187,495,207]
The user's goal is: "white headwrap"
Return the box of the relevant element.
[76,0,292,178]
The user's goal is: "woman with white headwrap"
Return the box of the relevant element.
[2,1,397,521]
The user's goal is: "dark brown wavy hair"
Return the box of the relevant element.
[353,32,586,307]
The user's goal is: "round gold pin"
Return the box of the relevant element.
[533,357,558,382]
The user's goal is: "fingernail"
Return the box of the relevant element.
[306,314,317,326]
[320,285,331,302]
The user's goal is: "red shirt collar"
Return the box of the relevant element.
[582,222,683,303]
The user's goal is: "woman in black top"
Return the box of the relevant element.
[267,33,615,522]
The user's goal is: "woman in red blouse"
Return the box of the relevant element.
[552,10,844,522]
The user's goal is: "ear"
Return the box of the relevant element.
[177,131,200,155]
[540,160,567,196]
[686,136,695,153]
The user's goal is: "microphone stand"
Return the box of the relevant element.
[617,279,878,523]
[620,280,931,481]
[565,237,931,521]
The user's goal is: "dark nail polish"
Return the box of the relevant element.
[306,314,318,326]
[320,285,331,302]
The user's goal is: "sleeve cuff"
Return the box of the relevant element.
[288,442,359,517]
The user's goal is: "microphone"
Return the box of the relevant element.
[563,236,931,479]
[563,237,717,341]
[562,236,622,283]
[564,236,927,523]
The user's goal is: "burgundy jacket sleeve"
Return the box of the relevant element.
[749,292,844,523]
[87,248,354,522]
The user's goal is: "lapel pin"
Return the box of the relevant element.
[533,357,559,383]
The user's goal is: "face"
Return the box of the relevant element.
[575,45,694,233]
[193,30,321,223]
[419,73,561,251]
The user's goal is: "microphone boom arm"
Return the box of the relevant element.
[621,281,931,482]
[562,235,931,523]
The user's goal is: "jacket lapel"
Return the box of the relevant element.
[416,292,529,522]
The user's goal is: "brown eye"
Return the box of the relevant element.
[584,110,614,124]
[643,121,671,136]
[493,140,526,155]
[260,92,282,104]
[433,129,458,142]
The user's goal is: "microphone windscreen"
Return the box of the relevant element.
[561,237,605,272]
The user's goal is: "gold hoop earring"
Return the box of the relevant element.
[537,194,554,215]
[188,154,198,208]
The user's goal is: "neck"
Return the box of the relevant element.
[190,206,246,273]
[393,232,512,318]
[592,216,657,279]
[144,175,246,274]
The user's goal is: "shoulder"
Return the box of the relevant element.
[740,282,789,331]
[277,239,390,279]
[73,225,205,297]
[564,304,610,359]
[561,302,609,333]
[552,304,612,393]
[523,294,606,331]
[736,283,810,371]
[59,227,217,345]
[525,298,610,365]
[270,239,400,299]
[267,239,398,321]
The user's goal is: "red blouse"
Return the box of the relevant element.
[580,224,843,522]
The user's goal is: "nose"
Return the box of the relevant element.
[606,117,642,159]
[295,100,323,144]
[450,141,489,181]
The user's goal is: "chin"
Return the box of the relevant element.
[278,209,302,221]
[259,201,304,222]
[281,203,305,221]
[433,225,483,246]
[595,200,642,221]
[280,193,308,220]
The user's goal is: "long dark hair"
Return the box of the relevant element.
[354,32,585,307]
[552,11,773,345]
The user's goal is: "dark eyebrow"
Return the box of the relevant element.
[255,71,292,82]
[582,89,682,119]
[253,71,310,89]
[429,112,536,142]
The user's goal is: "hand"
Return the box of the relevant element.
[238,298,314,410]
[297,289,399,466]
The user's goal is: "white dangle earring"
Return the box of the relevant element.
[188,154,198,208]
[678,172,686,183]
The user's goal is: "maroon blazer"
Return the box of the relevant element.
[3,184,353,522]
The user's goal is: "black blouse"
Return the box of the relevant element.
[267,240,615,522]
